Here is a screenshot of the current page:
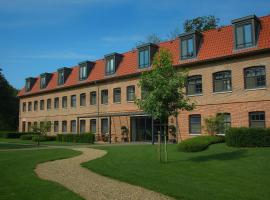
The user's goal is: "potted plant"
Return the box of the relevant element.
[168,125,177,143]
[121,126,129,142]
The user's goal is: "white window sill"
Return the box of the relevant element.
[113,102,121,104]
[189,134,201,136]
[127,100,135,103]
[245,87,267,91]
[187,94,203,97]
[212,90,232,95]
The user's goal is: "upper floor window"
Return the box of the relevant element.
[90,91,96,105]
[244,66,266,89]
[106,57,115,75]
[213,71,232,92]
[189,114,201,134]
[127,85,135,101]
[71,95,76,108]
[80,93,86,106]
[139,48,150,69]
[62,96,67,108]
[79,65,88,81]
[101,89,108,104]
[249,111,265,128]
[28,102,32,111]
[181,37,194,59]
[58,70,65,85]
[90,119,96,134]
[113,88,121,103]
[187,75,202,95]
[47,99,51,110]
[40,100,44,110]
[25,77,36,92]
[235,23,253,49]
[54,97,59,109]
[40,76,47,89]
[34,101,38,111]
[22,102,26,112]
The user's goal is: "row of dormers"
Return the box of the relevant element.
[25,14,261,92]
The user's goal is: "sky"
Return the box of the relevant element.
[0,0,269,89]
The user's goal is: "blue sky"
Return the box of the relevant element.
[0,0,269,89]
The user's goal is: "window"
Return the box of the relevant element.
[235,23,253,49]
[62,121,67,133]
[33,122,38,127]
[25,80,31,92]
[58,70,65,85]
[80,93,86,106]
[79,65,88,80]
[71,120,76,133]
[71,95,76,107]
[113,88,121,103]
[90,91,96,105]
[62,96,67,108]
[90,119,96,134]
[54,121,59,132]
[213,71,232,92]
[80,120,86,133]
[106,57,115,75]
[40,100,44,110]
[217,113,231,134]
[181,37,194,59]
[101,118,108,134]
[47,99,51,110]
[28,102,32,111]
[187,75,202,95]
[47,121,51,132]
[101,90,108,104]
[22,102,26,112]
[141,86,148,100]
[244,66,266,89]
[40,76,47,89]
[34,101,38,111]
[127,85,135,101]
[249,112,265,128]
[54,97,59,109]
[189,115,201,134]
[27,122,31,132]
[22,121,26,132]
[139,48,150,68]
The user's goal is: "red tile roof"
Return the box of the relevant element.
[18,15,270,97]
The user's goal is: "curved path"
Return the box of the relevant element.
[35,148,173,200]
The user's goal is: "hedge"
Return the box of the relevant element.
[57,133,95,144]
[178,136,225,152]
[32,135,47,142]
[20,134,34,140]
[225,127,270,147]
[0,131,35,138]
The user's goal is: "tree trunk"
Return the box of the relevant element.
[158,131,161,162]
[164,121,168,163]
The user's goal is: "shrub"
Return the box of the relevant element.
[32,135,47,142]
[225,127,270,147]
[0,131,34,138]
[57,133,95,144]
[178,136,225,152]
[46,135,57,141]
[20,134,33,140]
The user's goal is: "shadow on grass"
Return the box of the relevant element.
[189,150,247,162]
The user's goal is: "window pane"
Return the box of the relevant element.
[187,76,202,95]
[181,40,188,58]
[80,93,86,106]
[245,67,266,89]
[188,38,194,57]
[71,120,76,133]
[249,112,265,128]
[62,121,67,132]
[101,118,108,134]
[236,26,244,47]
[90,119,96,133]
[80,120,86,133]
[189,115,201,134]
[101,90,108,104]
[244,24,252,46]
[127,86,135,101]
[113,88,121,103]
[90,92,96,105]
[139,49,150,68]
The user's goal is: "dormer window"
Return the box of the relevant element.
[25,77,36,92]
[40,73,52,89]
[57,67,71,86]
[179,31,202,60]
[78,61,93,81]
[232,15,260,50]
[104,53,122,76]
[137,43,158,69]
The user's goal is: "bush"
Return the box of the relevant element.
[225,127,270,147]
[20,134,33,140]
[57,133,95,144]
[32,135,47,142]
[178,136,225,152]
[45,135,57,141]
[0,131,34,138]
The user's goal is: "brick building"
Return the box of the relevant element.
[18,15,270,142]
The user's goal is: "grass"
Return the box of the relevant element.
[83,144,270,200]
[0,143,36,149]
[0,148,83,200]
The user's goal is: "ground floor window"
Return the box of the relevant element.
[90,119,96,134]
[249,111,265,128]
[54,121,59,132]
[189,115,201,134]
[80,120,86,133]
[217,113,231,134]
[101,118,109,135]
[62,121,67,133]
[71,120,76,133]
[27,122,31,132]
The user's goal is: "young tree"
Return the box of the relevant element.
[204,114,226,135]
[31,121,51,146]
[184,15,220,32]
[136,49,194,162]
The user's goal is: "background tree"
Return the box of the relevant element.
[184,15,220,32]
[31,121,51,146]
[0,68,19,131]
[136,49,194,162]
[136,33,162,46]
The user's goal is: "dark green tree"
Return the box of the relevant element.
[136,49,194,162]
[0,68,19,131]
[184,15,220,32]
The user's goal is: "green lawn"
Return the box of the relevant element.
[0,142,36,149]
[0,148,83,200]
[83,144,270,200]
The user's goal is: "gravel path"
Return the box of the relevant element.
[35,148,173,200]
